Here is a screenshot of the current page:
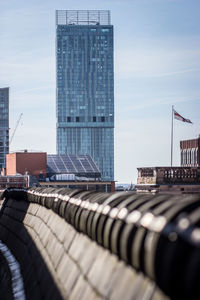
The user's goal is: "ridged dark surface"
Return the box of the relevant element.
[0,187,200,299]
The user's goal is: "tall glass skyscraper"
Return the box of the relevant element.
[56,10,114,181]
[0,87,9,171]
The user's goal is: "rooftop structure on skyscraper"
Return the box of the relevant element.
[56,10,114,181]
[56,10,110,25]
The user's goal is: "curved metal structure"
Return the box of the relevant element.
[0,188,200,299]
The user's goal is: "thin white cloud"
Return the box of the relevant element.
[14,86,54,95]
[115,37,200,79]
[116,96,200,113]
[0,55,55,92]
[149,68,200,78]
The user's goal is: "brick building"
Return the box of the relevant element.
[6,151,47,179]
[180,137,200,167]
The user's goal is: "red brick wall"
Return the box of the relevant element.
[180,138,200,149]
[6,152,47,178]
[6,153,17,175]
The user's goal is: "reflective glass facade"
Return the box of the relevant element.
[0,87,9,171]
[56,10,114,180]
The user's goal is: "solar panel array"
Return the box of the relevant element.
[47,154,101,176]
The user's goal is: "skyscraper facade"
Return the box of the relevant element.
[56,10,114,181]
[0,87,9,171]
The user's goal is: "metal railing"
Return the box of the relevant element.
[1,188,200,299]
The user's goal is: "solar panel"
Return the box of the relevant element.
[47,154,101,176]
[87,155,100,172]
[80,159,93,172]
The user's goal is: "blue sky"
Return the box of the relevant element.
[0,0,200,183]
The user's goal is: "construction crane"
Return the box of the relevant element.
[9,113,23,146]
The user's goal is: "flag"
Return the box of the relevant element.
[173,109,193,124]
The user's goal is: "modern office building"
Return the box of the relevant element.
[0,87,9,172]
[56,10,114,181]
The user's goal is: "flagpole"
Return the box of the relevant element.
[171,105,174,167]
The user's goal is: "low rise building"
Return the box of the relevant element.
[43,154,114,192]
[46,154,101,181]
[180,137,200,167]
[5,151,115,192]
[136,166,200,194]
[6,151,47,179]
